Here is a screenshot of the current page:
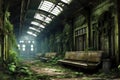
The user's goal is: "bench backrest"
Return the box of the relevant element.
[45,52,56,58]
[65,52,78,60]
[64,51,103,63]
[87,51,103,63]
[65,51,87,60]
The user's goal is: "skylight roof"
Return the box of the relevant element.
[31,21,40,26]
[38,1,55,12]
[31,21,45,28]
[51,5,63,15]
[61,0,72,4]
[38,0,63,16]
[27,31,37,37]
[27,0,73,37]
[39,24,45,28]
[34,13,52,23]
[29,27,40,33]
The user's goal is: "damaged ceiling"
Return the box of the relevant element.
[8,0,97,39]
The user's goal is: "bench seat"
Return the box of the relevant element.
[58,60,88,67]
[58,51,103,69]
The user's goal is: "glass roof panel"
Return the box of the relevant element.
[31,21,40,26]
[51,5,63,15]
[34,13,52,23]
[38,0,55,12]
[45,17,52,23]
[38,0,63,16]
[27,31,37,37]
[34,13,45,21]
[28,0,72,37]
[39,24,45,28]
[31,21,45,28]
[48,15,54,19]
[29,27,40,33]
[61,0,72,4]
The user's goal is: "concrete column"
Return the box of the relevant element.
[114,0,120,65]
[117,0,120,64]
[86,7,92,50]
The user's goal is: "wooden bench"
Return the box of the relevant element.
[40,52,56,62]
[58,51,103,69]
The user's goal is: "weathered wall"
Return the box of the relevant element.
[38,23,73,55]
[92,0,119,65]
[37,0,120,65]
[0,0,3,59]
[72,0,119,65]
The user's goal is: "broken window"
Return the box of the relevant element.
[74,27,87,51]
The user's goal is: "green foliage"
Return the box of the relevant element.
[7,49,18,64]
[8,62,32,76]
[36,74,50,80]
[47,56,62,64]
[8,62,16,72]
[4,11,13,32]
[0,71,11,80]
[74,15,86,28]
[17,66,32,76]
[93,0,114,19]
[9,34,18,49]
[62,24,73,53]
[118,65,120,70]
[39,23,73,56]
[4,11,18,65]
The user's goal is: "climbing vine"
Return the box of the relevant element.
[3,11,18,66]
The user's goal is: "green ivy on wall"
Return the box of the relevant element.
[3,11,18,66]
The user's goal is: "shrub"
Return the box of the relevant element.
[8,62,16,73]
[7,50,18,64]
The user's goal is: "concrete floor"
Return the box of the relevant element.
[24,60,120,80]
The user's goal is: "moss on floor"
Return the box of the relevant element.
[0,60,120,80]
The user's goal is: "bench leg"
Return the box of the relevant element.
[102,59,111,74]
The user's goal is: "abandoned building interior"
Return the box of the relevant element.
[0,0,120,79]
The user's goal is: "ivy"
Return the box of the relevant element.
[4,11,13,32]
[3,11,18,67]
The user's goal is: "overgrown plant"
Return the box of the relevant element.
[118,65,120,70]
[7,50,18,64]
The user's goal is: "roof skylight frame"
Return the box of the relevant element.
[27,0,73,37]
[29,27,41,33]
[31,21,45,28]
[27,31,37,37]
[34,13,52,23]
[51,5,63,15]
[38,0,55,13]
[38,0,63,16]
[39,24,45,28]
[31,21,40,26]
[61,0,72,4]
